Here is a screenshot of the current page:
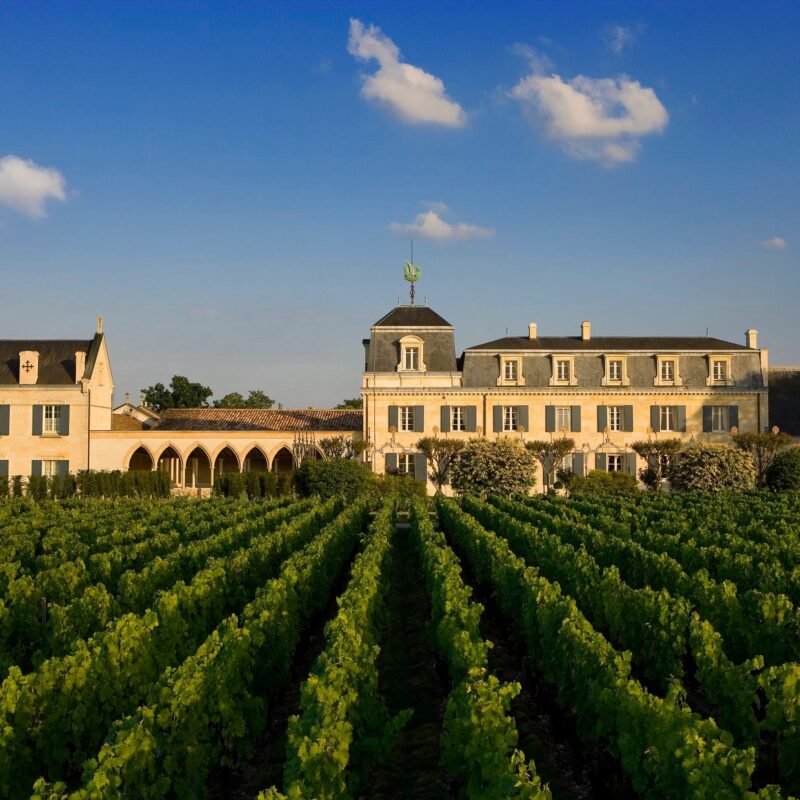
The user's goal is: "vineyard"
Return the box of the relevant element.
[0,492,799,799]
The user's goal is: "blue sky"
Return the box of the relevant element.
[1,1,797,406]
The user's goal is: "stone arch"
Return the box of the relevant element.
[271,445,295,472]
[240,443,270,472]
[155,444,183,487]
[125,444,154,471]
[184,443,213,489]
[213,445,241,476]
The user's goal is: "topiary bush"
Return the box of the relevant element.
[295,458,373,500]
[449,437,537,498]
[668,443,756,492]
[570,469,637,495]
[766,446,800,491]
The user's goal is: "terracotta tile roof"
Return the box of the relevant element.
[153,408,363,432]
[111,413,146,431]
[466,335,751,352]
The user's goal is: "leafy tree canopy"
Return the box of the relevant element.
[731,431,794,488]
[141,375,213,412]
[318,435,367,460]
[335,398,363,409]
[526,438,576,484]
[213,389,275,409]
[449,437,537,498]
[669,443,756,492]
[416,436,466,494]
[766,446,800,491]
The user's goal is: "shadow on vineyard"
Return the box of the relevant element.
[366,521,453,800]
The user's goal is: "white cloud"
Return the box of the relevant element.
[389,204,493,242]
[760,236,787,250]
[604,24,636,54]
[511,68,668,165]
[347,18,466,127]
[0,155,67,218]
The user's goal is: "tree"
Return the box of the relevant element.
[731,431,795,488]
[525,438,576,487]
[630,438,684,491]
[295,459,373,500]
[766,446,800,491]
[318,435,368,460]
[336,398,363,409]
[141,375,213,412]
[449,438,537,498]
[668,443,756,492]
[415,436,466,494]
[213,389,275,409]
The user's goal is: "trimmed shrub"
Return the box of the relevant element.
[449,438,537,498]
[296,458,373,500]
[668,443,756,492]
[766,446,800,491]
[570,469,637,495]
[215,470,294,499]
[75,470,171,498]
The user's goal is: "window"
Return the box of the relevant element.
[609,360,622,381]
[403,347,419,371]
[451,406,466,432]
[503,360,518,381]
[557,360,570,381]
[660,360,675,382]
[659,455,670,477]
[608,454,622,472]
[42,460,60,477]
[503,406,518,432]
[400,406,415,432]
[398,453,414,475]
[560,453,574,472]
[659,406,675,432]
[655,355,681,388]
[43,405,61,434]
[711,406,729,432]
[555,407,572,432]
[609,406,623,432]
[712,360,727,381]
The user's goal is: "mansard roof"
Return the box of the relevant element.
[465,335,751,352]
[153,407,362,432]
[0,336,100,384]
[372,305,452,328]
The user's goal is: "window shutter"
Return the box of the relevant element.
[32,405,43,436]
[702,406,713,433]
[545,406,555,433]
[440,406,450,433]
[676,406,687,432]
[0,460,8,477]
[595,453,607,471]
[571,405,581,433]
[57,460,69,477]
[59,405,70,436]
[729,405,739,430]
[388,406,398,430]
[414,453,428,481]
[414,406,425,433]
[650,405,660,433]
[31,460,42,477]
[518,405,529,431]
[597,405,607,432]
[572,453,584,477]
[465,406,477,433]
[0,405,9,436]
[625,453,638,475]
[623,406,634,432]
[493,406,503,433]
[385,453,398,472]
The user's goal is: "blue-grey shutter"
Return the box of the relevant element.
[0,460,8,477]
[0,405,9,436]
[597,406,607,432]
[625,453,638,475]
[623,405,634,432]
[702,406,713,433]
[32,405,43,436]
[56,460,69,477]
[493,406,503,433]
[59,405,70,436]
[518,405,529,431]
[572,453,584,477]
[729,405,739,430]
[650,405,660,433]
[414,406,425,433]
[31,460,42,477]
[571,406,581,433]
[545,406,555,433]
[388,406,398,430]
[465,406,477,433]
[676,405,686,432]
[385,453,398,472]
[595,453,607,471]
[440,406,450,433]
[414,453,427,481]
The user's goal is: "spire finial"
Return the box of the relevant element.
[97,315,104,334]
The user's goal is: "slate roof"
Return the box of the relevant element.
[466,335,751,352]
[153,408,363,432]
[0,338,97,384]
[373,306,452,328]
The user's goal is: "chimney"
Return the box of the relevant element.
[75,351,86,383]
[19,350,39,385]
[125,392,131,405]
[97,315,104,334]
[745,328,758,349]
[528,322,537,340]
[581,320,591,341]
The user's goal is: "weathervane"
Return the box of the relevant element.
[404,239,422,305]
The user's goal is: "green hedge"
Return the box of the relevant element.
[0,470,170,500]
[214,470,295,499]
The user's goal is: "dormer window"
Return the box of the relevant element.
[705,355,734,387]
[661,360,675,382]
[504,360,518,381]
[497,355,524,386]
[602,355,630,387]
[549,355,578,386]
[713,360,726,381]
[404,347,420,371]
[397,335,426,372]
[654,355,682,387]
[557,360,570,381]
